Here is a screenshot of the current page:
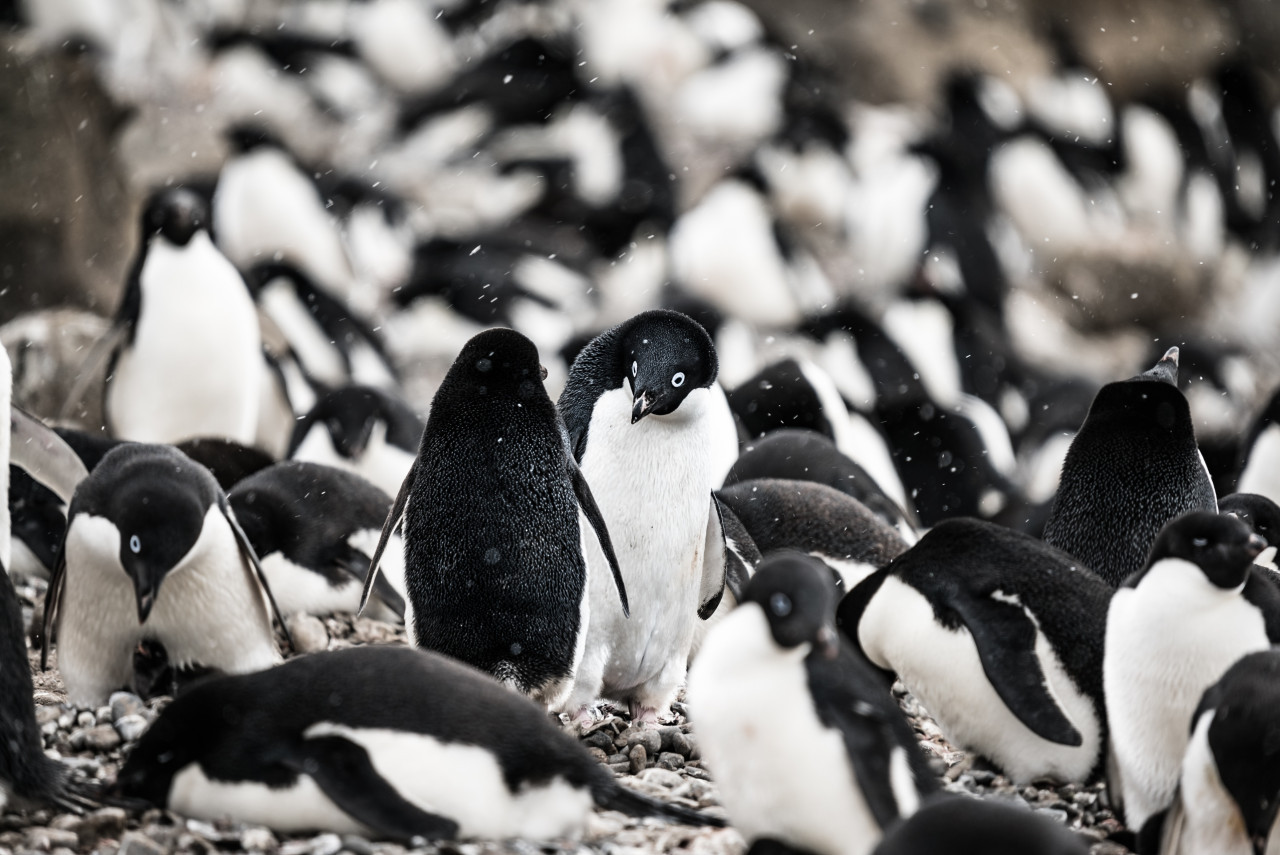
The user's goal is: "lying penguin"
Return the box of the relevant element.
[114,645,725,840]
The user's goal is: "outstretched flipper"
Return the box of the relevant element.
[568,457,628,618]
[283,735,460,841]
[948,591,1082,746]
[359,466,414,615]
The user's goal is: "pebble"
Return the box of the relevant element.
[656,752,685,771]
[240,827,277,851]
[110,692,146,722]
[622,727,662,757]
[637,768,684,789]
[66,809,127,848]
[339,834,374,855]
[25,827,78,850]
[115,713,150,742]
[286,614,329,654]
[309,832,343,855]
[75,711,95,728]
[583,730,616,754]
[71,724,121,752]
[628,744,647,775]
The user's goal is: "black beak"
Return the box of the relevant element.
[135,584,157,624]
[631,390,653,424]
[815,624,840,660]
[1247,533,1268,561]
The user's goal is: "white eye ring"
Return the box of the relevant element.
[672,372,686,387]
[631,361,638,377]
[129,535,141,554]
[770,592,792,617]
[1192,537,1208,548]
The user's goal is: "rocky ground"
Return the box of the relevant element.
[6,575,1132,855]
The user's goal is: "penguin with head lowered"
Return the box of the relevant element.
[872,796,1091,855]
[839,517,1112,785]
[42,443,288,707]
[100,187,263,446]
[361,328,627,709]
[1104,510,1270,834]
[1142,650,1280,855]
[229,461,405,621]
[1043,347,1217,587]
[557,309,741,723]
[115,646,724,840]
[687,552,937,855]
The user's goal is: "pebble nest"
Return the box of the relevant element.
[6,574,1134,855]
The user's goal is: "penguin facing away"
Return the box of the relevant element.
[1104,510,1269,832]
[839,517,1111,785]
[1043,347,1218,587]
[1143,650,1280,855]
[361,328,627,709]
[229,461,406,621]
[114,646,724,840]
[42,443,288,707]
[103,187,264,446]
[557,309,740,723]
[687,552,936,855]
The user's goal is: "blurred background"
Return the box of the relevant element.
[0,0,1277,509]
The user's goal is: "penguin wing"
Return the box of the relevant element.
[40,527,70,670]
[697,494,750,619]
[222,499,294,648]
[58,322,130,423]
[358,464,414,615]
[330,541,405,618]
[568,456,629,618]
[9,406,91,504]
[282,733,460,841]
[947,590,1083,746]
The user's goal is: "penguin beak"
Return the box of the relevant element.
[815,624,840,660]
[135,584,157,624]
[1246,533,1268,561]
[631,390,653,424]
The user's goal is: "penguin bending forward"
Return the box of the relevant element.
[361,328,626,708]
[115,646,724,840]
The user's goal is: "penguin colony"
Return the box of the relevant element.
[3,1,1280,854]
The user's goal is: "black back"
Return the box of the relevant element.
[1043,352,1217,587]
[403,329,585,691]
[175,438,274,491]
[717,479,909,591]
[724,429,912,533]
[872,795,1091,855]
[288,385,424,459]
[727,360,836,443]
[558,310,717,461]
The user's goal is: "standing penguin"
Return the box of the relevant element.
[102,187,263,445]
[839,517,1112,784]
[1104,510,1269,833]
[114,646,723,839]
[871,796,1091,855]
[557,309,740,723]
[42,443,287,707]
[1043,347,1217,587]
[360,328,627,709]
[687,552,936,855]
[1237,386,1280,505]
[1143,650,1280,855]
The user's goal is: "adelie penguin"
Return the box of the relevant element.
[96,187,264,446]
[1141,650,1280,855]
[42,443,289,707]
[229,461,406,621]
[361,328,627,709]
[114,646,724,840]
[871,796,1091,855]
[687,552,936,855]
[1237,385,1280,507]
[1042,347,1217,587]
[1104,510,1270,833]
[556,309,742,723]
[839,517,1112,784]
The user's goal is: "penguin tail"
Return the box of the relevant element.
[592,780,727,827]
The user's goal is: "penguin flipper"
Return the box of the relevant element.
[568,456,628,618]
[58,322,129,423]
[9,406,91,504]
[331,542,405,618]
[697,494,750,619]
[40,531,69,670]
[222,500,294,649]
[284,735,460,841]
[359,465,414,615]
[948,592,1083,746]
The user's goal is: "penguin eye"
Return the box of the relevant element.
[769,593,792,617]
[671,372,686,388]
[1192,537,1208,548]
[631,361,638,377]
[129,535,141,554]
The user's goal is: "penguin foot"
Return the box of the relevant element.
[627,702,662,725]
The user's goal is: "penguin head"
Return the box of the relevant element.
[742,551,840,657]
[1132,345,1179,386]
[1140,511,1267,590]
[1219,493,1280,550]
[141,188,209,248]
[617,310,717,424]
[450,327,548,398]
[105,477,210,623]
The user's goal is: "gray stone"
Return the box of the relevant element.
[637,768,683,789]
[583,730,616,754]
[628,744,647,775]
[310,832,343,855]
[34,706,60,726]
[287,613,329,654]
[586,747,608,763]
[114,714,150,743]
[75,711,95,729]
[72,724,121,752]
[339,834,375,855]
[665,731,692,758]
[68,808,127,848]
[109,692,146,723]
[656,752,685,771]
[622,726,662,757]
[240,827,277,851]
[25,827,78,850]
